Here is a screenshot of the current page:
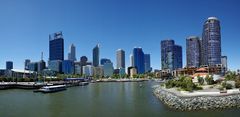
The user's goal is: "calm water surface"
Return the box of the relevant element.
[0,81,240,117]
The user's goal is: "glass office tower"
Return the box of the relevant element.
[49,32,64,61]
[186,36,201,67]
[93,44,100,67]
[133,47,145,74]
[161,40,182,70]
[202,17,221,66]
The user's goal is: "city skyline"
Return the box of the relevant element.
[0,0,240,70]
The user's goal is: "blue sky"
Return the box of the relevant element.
[0,0,240,70]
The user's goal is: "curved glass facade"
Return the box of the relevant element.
[202,17,221,66]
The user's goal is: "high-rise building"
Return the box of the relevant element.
[144,54,151,72]
[93,66,104,78]
[103,62,114,77]
[37,60,46,73]
[130,54,133,67]
[24,59,31,70]
[93,44,100,67]
[74,64,81,75]
[68,44,76,61]
[173,45,182,69]
[202,17,221,66]
[186,36,201,68]
[100,58,111,65]
[133,47,145,74]
[116,49,125,69]
[82,65,93,77]
[48,60,62,73]
[28,62,38,72]
[161,40,182,70]
[161,40,174,70]
[221,56,227,72]
[62,60,74,74]
[6,61,13,70]
[49,32,64,61]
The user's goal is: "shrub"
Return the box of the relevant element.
[235,79,240,88]
[205,75,214,85]
[197,76,204,85]
[226,83,233,89]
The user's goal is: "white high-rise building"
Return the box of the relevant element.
[116,49,125,69]
[130,54,133,67]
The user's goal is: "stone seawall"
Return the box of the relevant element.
[153,86,240,111]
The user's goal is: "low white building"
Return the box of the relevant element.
[6,69,36,78]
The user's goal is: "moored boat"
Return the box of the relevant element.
[34,85,66,93]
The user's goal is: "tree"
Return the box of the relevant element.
[235,79,240,88]
[197,76,204,85]
[132,74,138,78]
[182,77,194,92]
[205,75,214,85]
[225,71,237,81]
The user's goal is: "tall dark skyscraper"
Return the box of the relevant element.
[49,32,64,61]
[186,36,201,67]
[116,49,125,69]
[173,45,182,69]
[161,39,182,70]
[144,54,151,72]
[133,47,145,74]
[92,44,100,67]
[6,61,13,70]
[202,17,221,66]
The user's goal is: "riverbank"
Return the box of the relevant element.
[153,85,240,111]
[0,81,87,90]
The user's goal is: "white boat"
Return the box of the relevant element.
[79,82,89,86]
[35,85,66,93]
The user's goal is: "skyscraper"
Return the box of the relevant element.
[103,62,114,77]
[93,44,100,67]
[116,49,125,69]
[144,54,151,72]
[202,17,221,66]
[130,54,133,67]
[186,36,201,67]
[49,32,64,61]
[173,45,182,69]
[68,44,76,61]
[161,40,174,70]
[24,59,31,70]
[133,47,145,74]
[221,56,227,73]
[62,60,74,74]
[6,61,13,70]
[161,39,182,70]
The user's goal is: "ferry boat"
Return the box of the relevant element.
[35,85,66,93]
[79,82,89,86]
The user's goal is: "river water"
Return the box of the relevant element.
[0,81,240,117]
